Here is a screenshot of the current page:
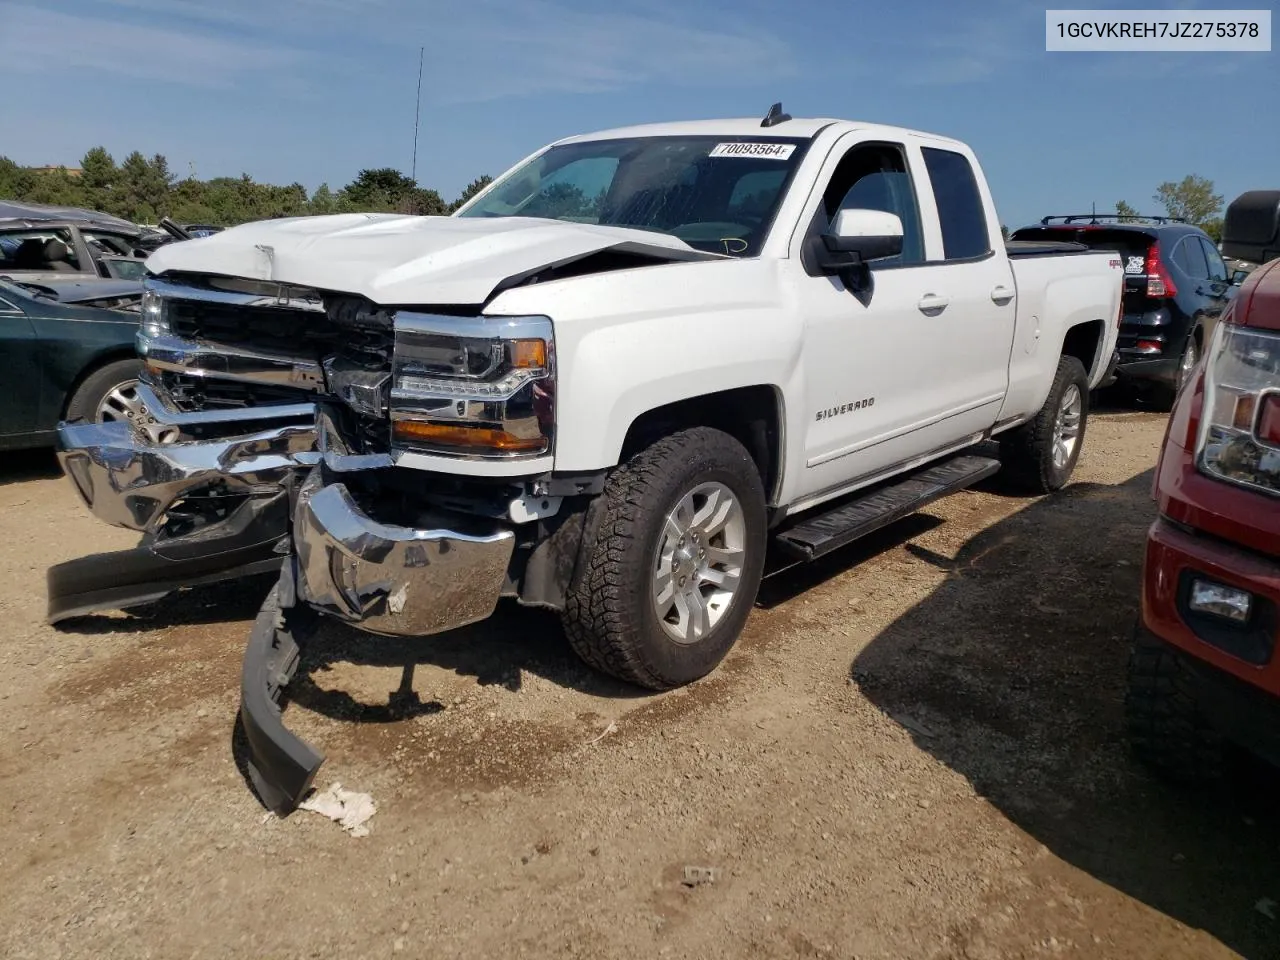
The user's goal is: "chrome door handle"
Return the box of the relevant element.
[991,285,1015,304]
[917,294,949,313]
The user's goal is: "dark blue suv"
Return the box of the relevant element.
[1011,215,1239,408]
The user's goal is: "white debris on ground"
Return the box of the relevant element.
[299,783,377,838]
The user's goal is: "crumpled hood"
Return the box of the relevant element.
[145,213,722,306]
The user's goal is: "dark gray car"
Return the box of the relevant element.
[0,203,188,284]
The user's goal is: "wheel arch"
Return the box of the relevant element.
[618,384,787,506]
[60,348,143,420]
[1059,318,1106,383]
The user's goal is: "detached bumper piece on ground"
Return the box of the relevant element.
[47,383,317,622]
[240,465,520,811]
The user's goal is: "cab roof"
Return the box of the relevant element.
[552,117,966,149]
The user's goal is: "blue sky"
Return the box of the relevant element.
[0,0,1275,229]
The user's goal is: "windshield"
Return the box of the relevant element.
[457,135,811,256]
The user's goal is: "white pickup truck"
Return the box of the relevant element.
[55,106,1122,809]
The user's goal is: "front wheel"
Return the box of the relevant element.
[64,358,145,425]
[1125,621,1223,783]
[999,354,1090,494]
[561,427,768,690]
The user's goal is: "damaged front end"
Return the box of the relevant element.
[49,274,396,621]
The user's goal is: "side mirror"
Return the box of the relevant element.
[822,209,905,262]
[1231,269,1249,285]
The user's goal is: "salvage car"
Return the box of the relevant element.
[0,277,145,451]
[1011,215,1237,409]
[1127,257,1280,778]
[0,203,188,283]
[54,107,1125,809]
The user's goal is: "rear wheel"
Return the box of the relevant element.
[1149,330,1199,412]
[561,427,767,690]
[1125,620,1223,782]
[999,355,1089,494]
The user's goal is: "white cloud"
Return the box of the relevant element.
[420,2,796,103]
[0,4,305,88]
[1,0,793,103]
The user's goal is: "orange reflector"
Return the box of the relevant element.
[1232,393,1257,431]
[393,420,547,453]
[511,339,547,369]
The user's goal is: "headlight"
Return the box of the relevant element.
[390,313,554,459]
[139,283,169,338]
[1195,320,1280,496]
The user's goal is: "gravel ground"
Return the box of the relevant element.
[0,408,1277,960]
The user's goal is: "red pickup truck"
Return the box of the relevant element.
[1127,256,1280,778]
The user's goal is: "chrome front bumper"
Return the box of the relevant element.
[57,382,318,535]
[293,468,516,637]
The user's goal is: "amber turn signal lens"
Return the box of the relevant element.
[510,339,547,369]
[1257,393,1280,447]
[393,420,547,453]
[1232,393,1257,431]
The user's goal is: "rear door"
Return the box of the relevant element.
[915,143,1016,425]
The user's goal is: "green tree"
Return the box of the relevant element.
[406,187,447,216]
[450,174,493,212]
[0,157,36,200]
[23,167,86,208]
[1115,200,1139,222]
[1153,175,1223,228]
[80,147,118,210]
[0,144,494,228]
[342,168,418,211]
[310,183,339,215]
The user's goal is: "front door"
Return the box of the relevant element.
[789,137,1010,507]
[0,294,40,443]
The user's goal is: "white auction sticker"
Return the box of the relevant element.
[710,142,796,160]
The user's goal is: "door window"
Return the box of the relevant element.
[1200,237,1228,282]
[921,147,991,261]
[0,228,80,272]
[821,143,925,267]
[1174,236,1209,279]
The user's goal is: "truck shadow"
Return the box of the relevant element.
[848,469,1279,959]
[281,512,957,723]
[284,601,652,724]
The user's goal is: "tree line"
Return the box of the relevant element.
[0,147,494,227]
[1117,175,1225,240]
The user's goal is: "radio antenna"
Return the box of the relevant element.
[411,46,424,183]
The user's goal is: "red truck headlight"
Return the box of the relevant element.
[1195,321,1280,496]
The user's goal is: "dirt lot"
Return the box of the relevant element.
[2,409,1278,960]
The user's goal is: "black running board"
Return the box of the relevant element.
[774,454,1000,561]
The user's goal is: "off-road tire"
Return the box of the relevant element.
[999,354,1090,494]
[1124,621,1223,783]
[561,427,767,690]
[64,358,144,424]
